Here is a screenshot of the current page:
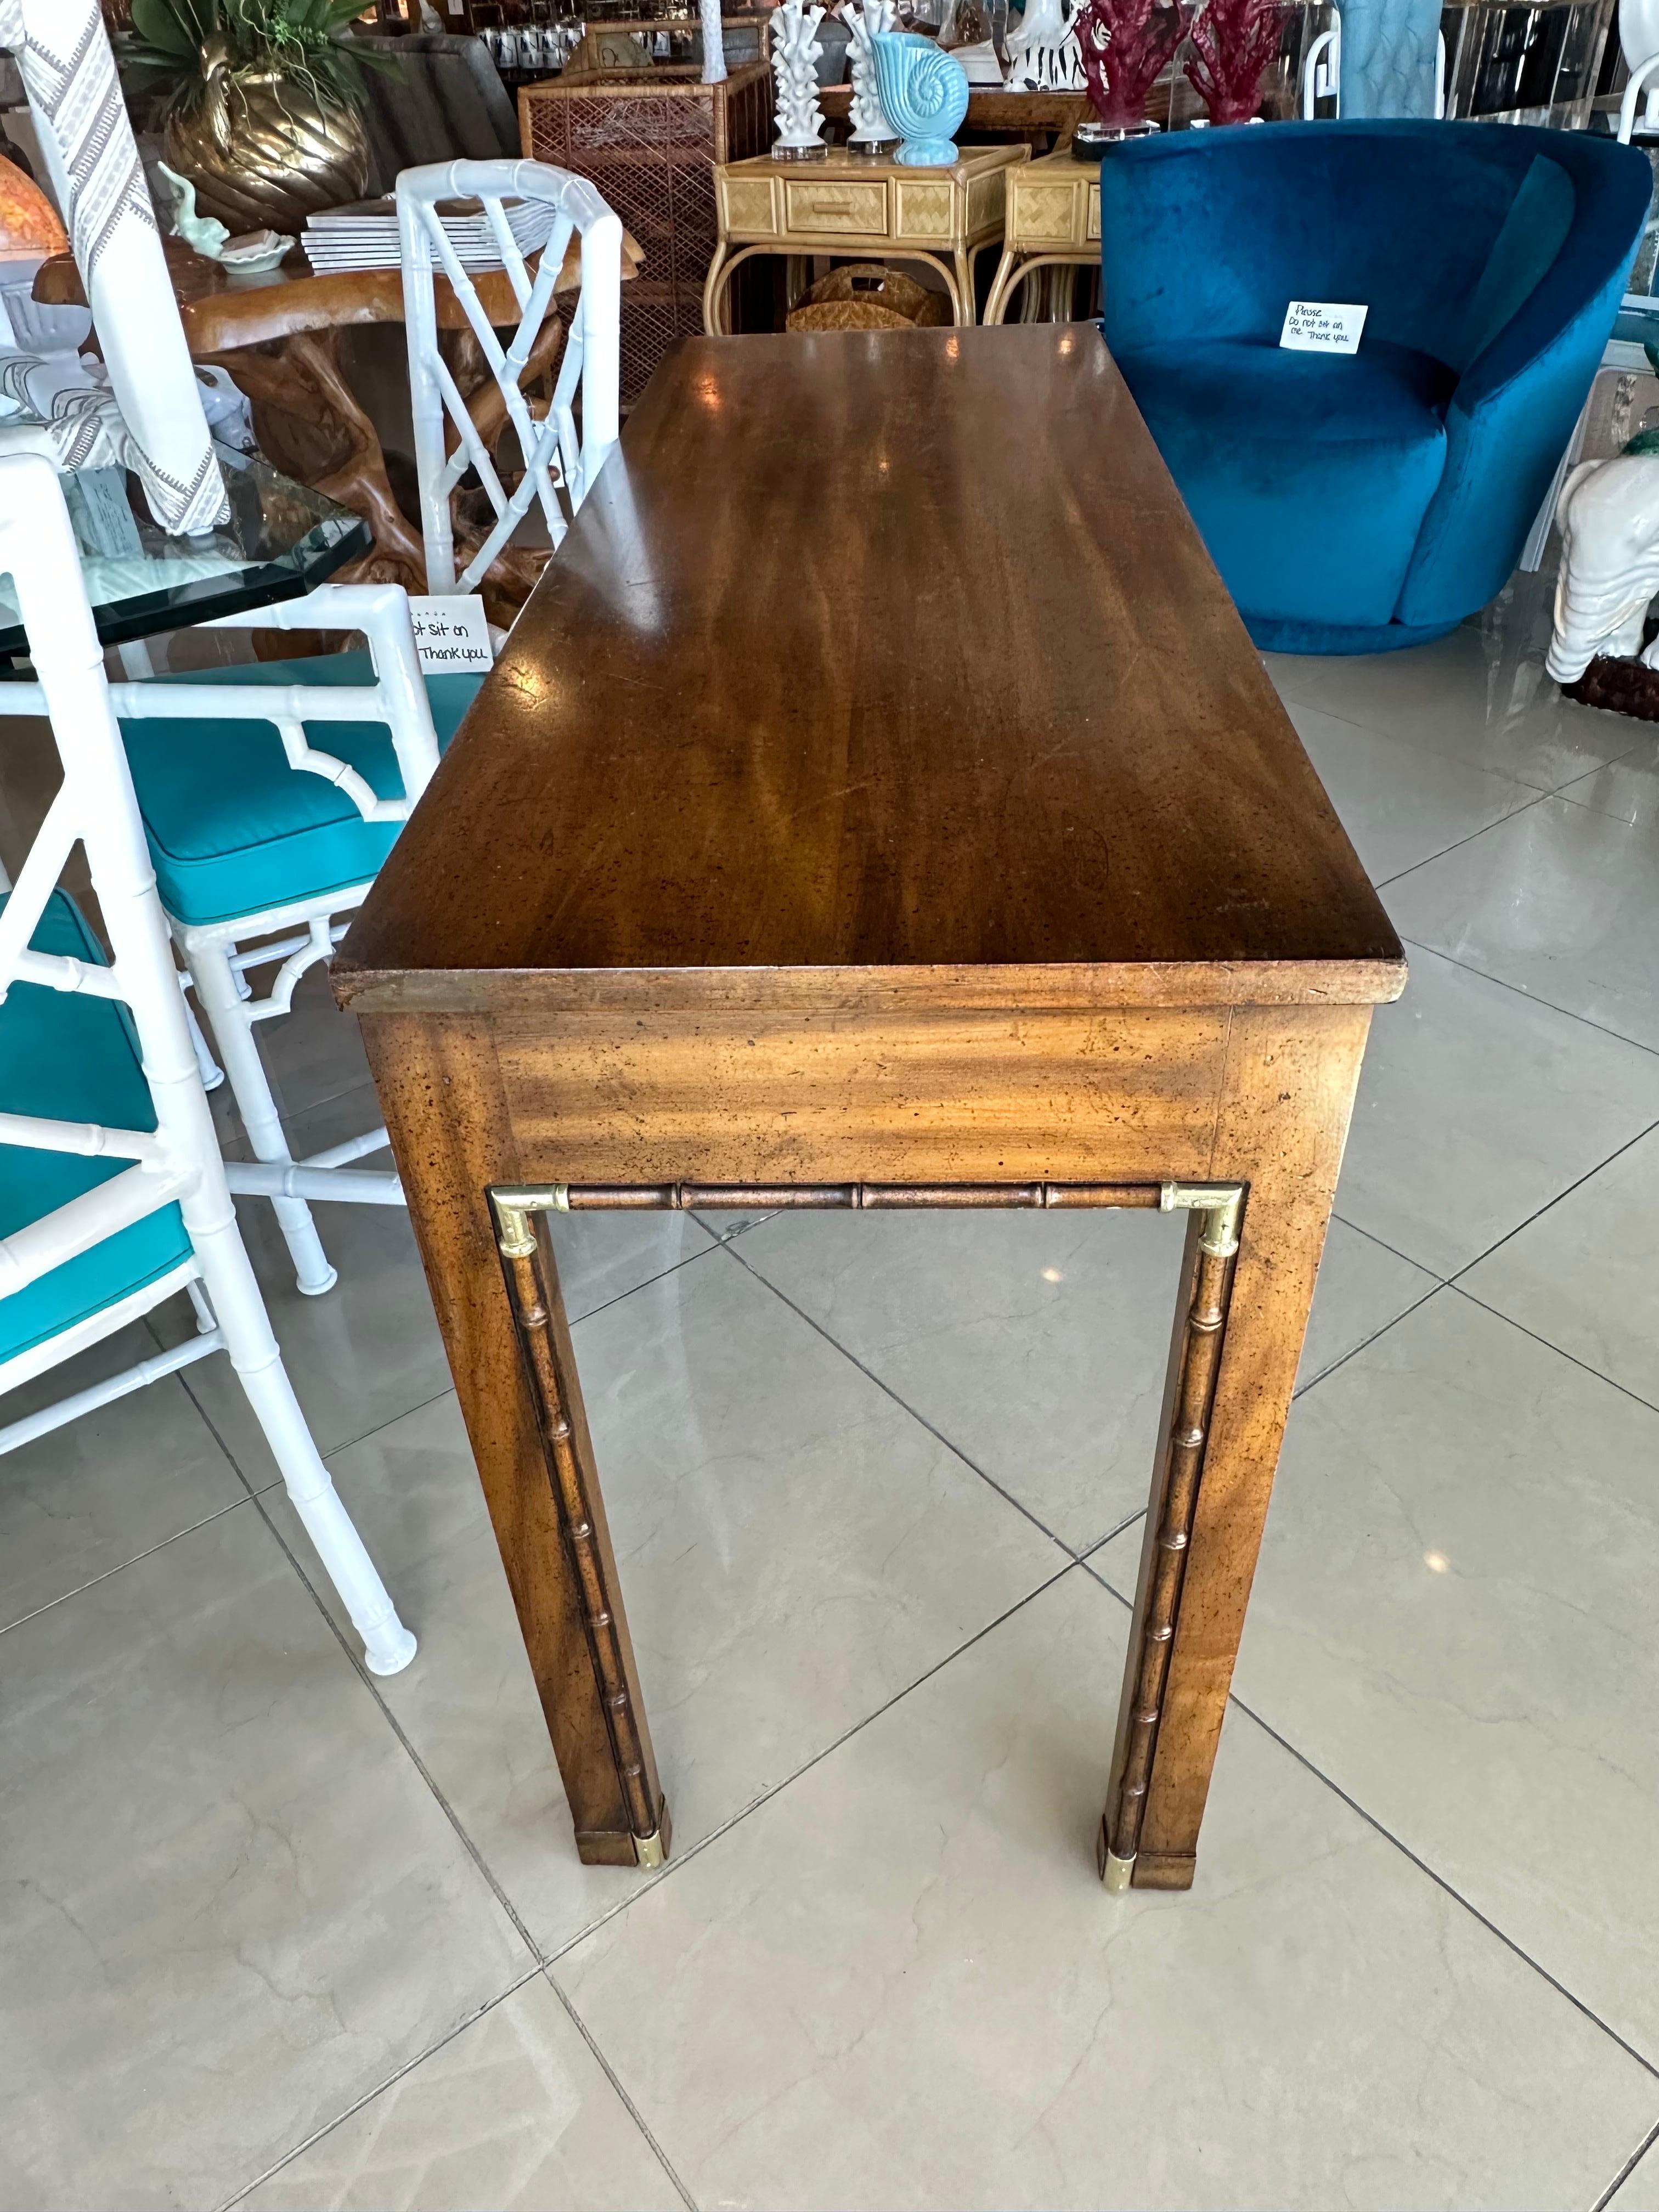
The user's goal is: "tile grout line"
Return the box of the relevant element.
[213,1964,547,2212]
[163,1217,744,1492]
[1290,1279,1444,1401]
[1368,788,1555,890]
[566,1229,734,1327]
[170,1381,554,1970]
[1444,1113,1659,1290]
[1320,1118,1659,1403]
[1268,644,1654,797]
[1392,933,1659,1065]
[1450,1279,1659,1423]
[541,1971,702,2212]
[543,1559,1082,1971]
[1329,1210,1451,1284]
[715,1234,1089,1561]
[58,1246,766,2212]
[0,1488,255,1641]
[169,1243,1091,2090]
[1277,689,1581,804]
[1590,2114,1659,2212]
[1555,782,1656,831]
[1079,1553,1659,2087]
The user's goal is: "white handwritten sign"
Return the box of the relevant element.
[408,594,495,676]
[65,467,144,561]
[1279,301,1368,354]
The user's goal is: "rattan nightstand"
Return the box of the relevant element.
[704,142,1030,332]
[984,148,1101,325]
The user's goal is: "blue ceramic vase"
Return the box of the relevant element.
[871,33,970,167]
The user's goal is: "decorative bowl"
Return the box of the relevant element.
[0,266,91,354]
[871,33,970,166]
[218,229,295,280]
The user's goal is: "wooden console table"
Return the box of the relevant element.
[984,146,1101,324]
[337,324,1406,1893]
[704,144,1028,331]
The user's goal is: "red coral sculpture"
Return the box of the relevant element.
[1075,0,1192,133]
[1183,0,1290,125]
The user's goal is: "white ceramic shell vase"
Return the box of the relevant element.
[871,33,970,166]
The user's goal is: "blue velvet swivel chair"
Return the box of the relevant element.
[1098,121,1651,653]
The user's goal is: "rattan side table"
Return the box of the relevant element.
[984,147,1101,326]
[704,143,1029,332]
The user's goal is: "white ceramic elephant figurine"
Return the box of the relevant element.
[1547,449,1659,682]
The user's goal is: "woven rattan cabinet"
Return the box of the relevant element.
[521,64,774,407]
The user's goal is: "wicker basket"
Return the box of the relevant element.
[786,263,952,334]
[520,61,773,407]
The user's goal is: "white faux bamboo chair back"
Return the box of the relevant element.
[0,451,214,1309]
[398,157,624,596]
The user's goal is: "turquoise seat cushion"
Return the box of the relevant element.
[1115,337,1455,630]
[0,892,193,1367]
[120,654,483,927]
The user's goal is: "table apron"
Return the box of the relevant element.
[489,1006,1234,1184]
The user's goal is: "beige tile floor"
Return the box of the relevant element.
[6,568,1659,2210]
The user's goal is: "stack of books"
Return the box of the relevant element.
[302,196,560,274]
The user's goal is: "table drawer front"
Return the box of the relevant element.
[721,174,781,236]
[784,178,890,236]
[494,1008,1227,1184]
[1086,180,1101,242]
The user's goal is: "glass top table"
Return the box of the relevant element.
[0,442,370,658]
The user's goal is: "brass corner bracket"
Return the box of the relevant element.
[491,1184,570,1257]
[1159,1180,1245,1259]
[1099,1834,1135,1893]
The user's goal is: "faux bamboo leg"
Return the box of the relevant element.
[1099,1008,1370,1892]
[360,1015,668,1869]
[1099,1190,1240,1892]
[495,1215,668,1865]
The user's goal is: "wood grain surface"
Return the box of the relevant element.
[338,324,1403,1015]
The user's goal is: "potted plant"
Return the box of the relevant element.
[126,0,388,235]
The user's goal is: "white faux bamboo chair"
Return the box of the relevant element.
[0,450,415,1676]
[398,157,623,597]
[82,161,625,1301]
[8,587,479,1300]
